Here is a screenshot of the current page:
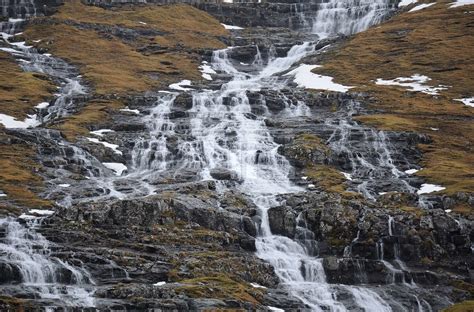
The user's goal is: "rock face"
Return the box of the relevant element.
[0,0,472,311]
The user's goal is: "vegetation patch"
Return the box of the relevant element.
[313,1,474,200]
[52,98,124,141]
[24,0,227,94]
[0,132,52,213]
[0,51,54,119]
[442,300,474,312]
[176,275,263,305]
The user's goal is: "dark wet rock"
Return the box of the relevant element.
[210,168,238,181]
[268,206,296,238]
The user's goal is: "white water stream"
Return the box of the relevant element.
[0,0,427,309]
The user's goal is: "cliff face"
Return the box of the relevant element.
[0,0,472,310]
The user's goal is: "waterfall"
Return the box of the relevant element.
[312,0,394,38]
[0,19,86,125]
[325,100,416,199]
[1,0,37,19]
[0,218,95,307]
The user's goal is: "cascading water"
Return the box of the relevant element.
[312,0,394,38]
[325,100,416,199]
[0,217,95,307]
[0,19,86,125]
[130,42,392,310]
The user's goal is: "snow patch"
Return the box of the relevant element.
[308,184,316,189]
[301,176,308,180]
[120,107,140,114]
[409,3,435,11]
[341,172,353,180]
[450,0,474,8]
[417,183,446,194]
[103,162,127,176]
[268,307,285,312]
[404,169,419,175]
[430,127,439,131]
[86,137,122,155]
[221,23,244,30]
[454,97,474,107]
[153,281,166,286]
[36,102,50,109]
[375,74,448,95]
[398,0,418,6]
[250,283,267,289]
[169,80,193,91]
[58,184,71,188]
[199,63,217,81]
[285,64,353,93]
[445,209,452,213]
[0,113,40,129]
[29,209,55,216]
[90,129,115,137]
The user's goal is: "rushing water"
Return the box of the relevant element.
[0,0,430,309]
[0,217,95,307]
[312,0,394,38]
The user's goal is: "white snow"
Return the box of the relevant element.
[250,283,267,289]
[308,184,316,189]
[199,63,217,81]
[90,129,115,137]
[9,41,32,49]
[0,113,40,129]
[221,23,244,30]
[341,172,353,180]
[19,214,36,220]
[454,97,474,107]
[445,209,452,213]
[169,80,194,91]
[138,21,147,25]
[86,137,122,155]
[430,127,439,131]
[404,168,419,174]
[285,64,353,93]
[417,183,446,194]
[58,184,71,188]
[268,307,285,312]
[36,102,50,109]
[450,0,474,8]
[301,176,308,180]
[409,3,435,11]
[120,107,140,114]
[0,193,6,197]
[375,74,447,95]
[8,18,25,23]
[153,281,166,286]
[29,209,55,216]
[103,162,127,176]
[398,0,418,6]
[0,47,23,54]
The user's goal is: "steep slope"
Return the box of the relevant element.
[312,0,474,209]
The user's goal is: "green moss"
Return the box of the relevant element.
[176,275,263,305]
[442,301,474,312]
[451,280,474,297]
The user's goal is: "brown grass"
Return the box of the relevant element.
[176,275,263,305]
[24,0,227,94]
[0,131,52,212]
[0,51,54,119]
[442,300,474,312]
[314,1,474,198]
[52,99,124,140]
